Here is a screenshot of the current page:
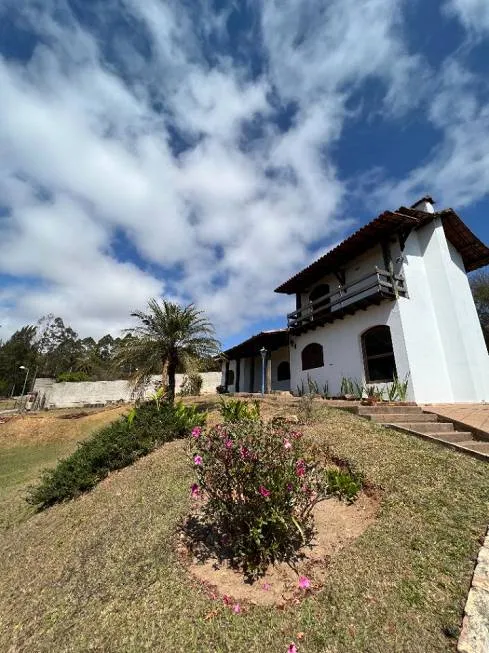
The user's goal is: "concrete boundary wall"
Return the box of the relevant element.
[33,372,221,409]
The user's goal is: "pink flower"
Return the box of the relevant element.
[191,426,202,439]
[193,455,203,465]
[296,460,306,477]
[291,430,303,440]
[284,439,292,450]
[288,644,297,653]
[298,575,311,590]
[225,439,233,449]
[259,485,271,498]
[190,483,200,498]
[233,603,241,614]
[286,483,293,492]
[262,582,271,591]
[239,445,250,459]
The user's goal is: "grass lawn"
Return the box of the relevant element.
[0,398,16,411]
[0,406,128,530]
[0,397,487,652]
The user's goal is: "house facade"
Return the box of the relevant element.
[223,198,489,403]
[275,198,489,403]
[222,330,290,393]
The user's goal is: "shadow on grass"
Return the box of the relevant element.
[180,512,307,584]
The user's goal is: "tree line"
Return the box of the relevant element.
[0,300,221,398]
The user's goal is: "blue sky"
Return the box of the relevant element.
[1,0,489,350]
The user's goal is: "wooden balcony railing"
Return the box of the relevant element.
[287,267,408,331]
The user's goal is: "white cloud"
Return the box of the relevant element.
[0,0,427,341]
[445,0,489,33]
[366,57,489,210]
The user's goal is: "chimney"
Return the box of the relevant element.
[411,195,435,214]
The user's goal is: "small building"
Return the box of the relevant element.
[221,330,290,393]
[275,197,489,403]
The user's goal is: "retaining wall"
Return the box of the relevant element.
[33,372,221,409]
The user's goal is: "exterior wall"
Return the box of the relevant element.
[398,219,489,402]
[299,244,387,313]
[290,301,411,398]
[271,346,291,392]
[33,372,222,409]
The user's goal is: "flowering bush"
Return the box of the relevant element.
[188,419,361,578]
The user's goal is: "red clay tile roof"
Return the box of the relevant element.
[274,206,489,294]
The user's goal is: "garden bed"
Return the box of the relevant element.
[180,491,379,607]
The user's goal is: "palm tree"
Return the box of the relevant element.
[116,298,221,403]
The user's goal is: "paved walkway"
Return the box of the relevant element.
[423,404,489,438]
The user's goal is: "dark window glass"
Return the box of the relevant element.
[301,343,324,370]
[309,284,331,318]
[226,369,235,386]
[362,326,397,382]
[277,361,291,381]
[309,284,330,303]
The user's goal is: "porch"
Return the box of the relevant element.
[287,267,408,333]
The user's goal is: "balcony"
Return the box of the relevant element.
[287,267,408,333]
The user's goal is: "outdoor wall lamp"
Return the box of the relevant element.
[260,347,267,395]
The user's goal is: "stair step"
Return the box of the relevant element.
[367,413,438,423]
[358,405,422,416]
[387,422,454,433]
[427,432,474,443]
[457,441,489,454]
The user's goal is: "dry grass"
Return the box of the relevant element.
[0,405,128,530]
[0,396,487,652]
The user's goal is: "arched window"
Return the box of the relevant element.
[362,326,397,382]
[277,361,291,381]
[226,369,235,386]
[301,343,324,370]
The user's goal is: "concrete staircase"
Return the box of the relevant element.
[356,405,489,460]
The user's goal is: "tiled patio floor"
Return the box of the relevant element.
[423,404,489,437]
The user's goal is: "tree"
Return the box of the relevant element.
[35,315,82,377]
[115,298,221,403]
[0,325,38,395]
[470,270,489,349]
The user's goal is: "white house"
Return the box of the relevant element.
[223,198,489,403]
[277,197,489,403]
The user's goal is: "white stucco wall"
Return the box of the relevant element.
[34,372,222,409]
[271,346,291,391]
[399,219,489,402]
[290,300,411,398]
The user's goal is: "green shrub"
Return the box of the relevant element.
[188,420,362,579]
[56,371,91,383]
[218,397,260,422]
[179,373,203,397]
[27,400,204,509]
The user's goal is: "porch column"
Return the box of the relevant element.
[266,355,272,394]
[249,356,255,393]
[235,357,241,393]
[224,361,230,391]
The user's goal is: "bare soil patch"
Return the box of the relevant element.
[180,491,379,607]
[0,404,128,447]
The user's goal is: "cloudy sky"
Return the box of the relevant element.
[1,0,489,348]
